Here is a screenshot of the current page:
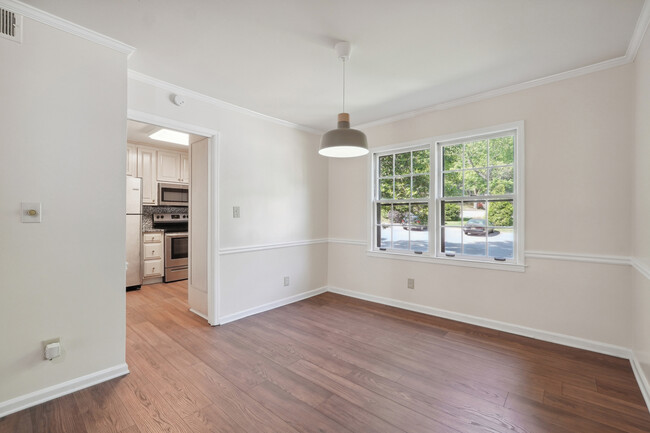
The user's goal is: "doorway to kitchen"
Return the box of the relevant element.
[126,110,220,325]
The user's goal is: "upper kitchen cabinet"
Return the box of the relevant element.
[138,147,157,205]
[126,144,137,177]
[181,153,190,184]
[158,150,190,184]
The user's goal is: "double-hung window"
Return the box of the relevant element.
[374,147,431,253]
[371,122,524,269]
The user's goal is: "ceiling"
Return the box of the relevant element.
[22,0,647,131]
[127,120,206,150]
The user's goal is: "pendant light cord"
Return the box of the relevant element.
[342,58,346,113]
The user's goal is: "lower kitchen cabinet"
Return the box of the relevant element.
[143,231,164,279]
[143,259,163,278]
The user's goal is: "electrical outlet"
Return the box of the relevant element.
[233,206,240,218]
[283,276,290,286]
[407,278,415,289]
[43,337,62,360]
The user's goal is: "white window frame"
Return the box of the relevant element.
[368,121,525,272]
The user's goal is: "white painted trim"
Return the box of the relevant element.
[219,238,329,255]
[126,110,221,326]
[628,0,650,61]
[0,363,129,418]
[329,238,367,246]
[332,240,637,268]
[208,132,221,326]
[631,354,650,412]
[219,287,328,325]
[526,251,631,266]
[632,258,650,281]
[127,70,322,135]
[366,251,526,272]
[189,308,209,321]
[356,57,630,130]
[127,110,218,138]
[327,286,632,359]
[355,1,650,133]
[0,0,135,55]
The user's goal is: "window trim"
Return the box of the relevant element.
[367,121,525,272]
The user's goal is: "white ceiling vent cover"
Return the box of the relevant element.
[0,7,22,43]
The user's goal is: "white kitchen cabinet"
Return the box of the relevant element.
[143,259,163,278]
[143,231,164,279]
[138,147,157,205]
[181,153,190,183]
[143,242,162,260]
[143,232,162,243]
[126,144,137,177]
[157,150,190,183]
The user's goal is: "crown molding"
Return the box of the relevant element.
[0,0,134,55]
[627,0,650,61]
[128,70,322,135]
[357,0,650,131]
[356,56,630,130]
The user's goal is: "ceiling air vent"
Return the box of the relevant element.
[0,7,22,43]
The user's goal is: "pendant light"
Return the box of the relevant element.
[319,41,369,158]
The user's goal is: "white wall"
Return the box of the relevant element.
[128,76,329,320]
[633,25,650,379]
[0,18,128,408]
[328,63,637,348]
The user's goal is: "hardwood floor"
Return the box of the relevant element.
[2,281,650,432]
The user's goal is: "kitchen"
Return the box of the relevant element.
[125,119,210,318]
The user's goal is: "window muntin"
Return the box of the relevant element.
[438,133,517,262]
[375,148,430,253]
[371,123,522,268]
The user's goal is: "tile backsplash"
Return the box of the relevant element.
[142,205,188,231]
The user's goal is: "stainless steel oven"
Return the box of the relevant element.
[164,232,188,282]
[158,183,189,206]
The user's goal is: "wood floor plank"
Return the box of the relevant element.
[30,394,87,433]
[73,380,135,433]
[0,407,33,433]
[505,392,627,433]
[110,372,195,433]
[180,361,301,433]
[289,359,461,433]
[316,394,408,433]
[542,391,650,433]
[248,381,354,433]
[5,284,649,433]
[561,382,650,416]
[125,344,212,418]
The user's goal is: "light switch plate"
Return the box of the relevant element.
[233,206,240,218]
[21,202,42,223]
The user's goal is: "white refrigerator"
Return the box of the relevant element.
[126,176,143,289]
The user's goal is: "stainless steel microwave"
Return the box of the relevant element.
[158,183,189,206]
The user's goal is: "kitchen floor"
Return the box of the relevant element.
[2,282,650,432]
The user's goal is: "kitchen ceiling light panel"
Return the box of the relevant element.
[149,128,190,145]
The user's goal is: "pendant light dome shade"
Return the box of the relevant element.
[319,113,369,158]
[319,42,368,158]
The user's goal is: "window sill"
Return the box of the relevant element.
[366,250,526,272]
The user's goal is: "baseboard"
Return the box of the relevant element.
[327,286,632,359]
[219,287,328,325]
[0,363,129,418]
[631,354,650,411]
